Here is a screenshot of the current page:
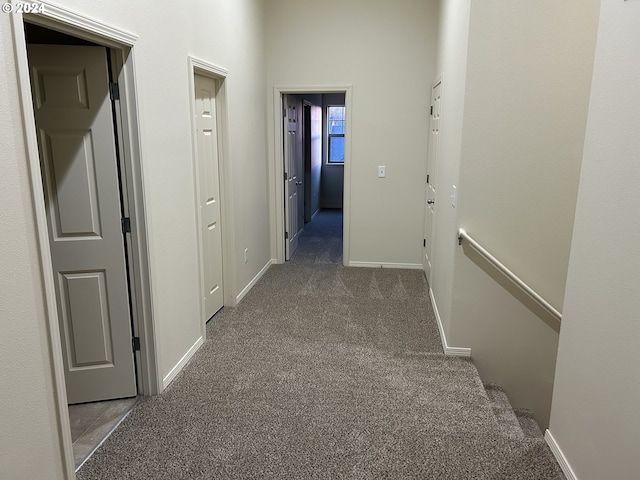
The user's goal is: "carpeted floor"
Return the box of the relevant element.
[77,209,564,479]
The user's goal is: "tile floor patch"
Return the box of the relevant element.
[69,397,138,470]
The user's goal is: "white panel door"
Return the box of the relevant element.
[284,96,302,260]
[194,74,224,320]
[28,45,136,404]
[424,78,442,282]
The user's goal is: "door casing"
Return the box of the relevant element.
[11,7,156,478]
[272,85,353,265]
[187,56,237,336]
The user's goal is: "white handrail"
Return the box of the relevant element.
[457,228,562,322]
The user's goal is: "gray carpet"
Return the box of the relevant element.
[77,210,564,479]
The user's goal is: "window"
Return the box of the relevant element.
[327,106,345,163]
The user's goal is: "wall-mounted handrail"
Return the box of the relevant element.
[457,228,562,322]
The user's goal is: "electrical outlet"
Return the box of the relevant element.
[243,248,249,263]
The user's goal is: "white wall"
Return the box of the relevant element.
[265,0,439,266]
[9,0,269,384]
[1,1,270,475]
[430,0,470,338]
[456,0,599,309]
[433,0,600,427]
[0,14,67,478]
[549,1,640,478]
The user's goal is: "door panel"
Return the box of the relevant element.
[284,95,302,260]
[194,74,224,320]
[424,78,442,282]
[60,271,113,367]
[28,45,136,404]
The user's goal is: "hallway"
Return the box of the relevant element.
[75,211,562,479]
[290,209,344,265]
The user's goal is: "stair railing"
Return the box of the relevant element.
[457,228,562,322]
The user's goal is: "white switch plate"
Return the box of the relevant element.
[378,166,386,178]
[451,185,457,207]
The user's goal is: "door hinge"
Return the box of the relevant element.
[132,336,141,352]
[283,107,287,118]
[284,172,288,181]
[423,239,426,247]
[430,105,433,116]
[121,217,131,234]
[109,82,120,101]
[285,231,289,239]
[426,174,430,184]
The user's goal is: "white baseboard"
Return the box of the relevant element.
[545,430,578,480]
[235,259,274,304]
[348,261,423,270]
[429,288,472,357]
[162,336,204,390]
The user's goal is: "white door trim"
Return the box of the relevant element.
[11,5,154,478]
[22,1,138,47]
[271,85,353,265]
[187,56,237,342]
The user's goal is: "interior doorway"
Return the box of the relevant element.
[13,9,156,476]
[193,73,224,321]
[280,91,348,263]
[423,76,441,284]
[25,25,138,406]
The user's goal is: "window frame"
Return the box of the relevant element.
[326,105,345,165]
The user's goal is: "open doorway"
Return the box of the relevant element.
[24,21,139,470]
[281,92,347,263]
[13,10,156,474]
[24,22,138,406]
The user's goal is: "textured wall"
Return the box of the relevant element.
[429,0,471,338]
[431,0,600,427]
[550,1,640,477]
[1,1,271,476]
[11,0,271,381]
[265,0,440,266]
[0,13,66,478]
[451,0,599,427]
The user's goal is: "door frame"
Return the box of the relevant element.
[271,85,353,265]
[10,6,157,477]
[424,74,443,284]
[187,57,237,335]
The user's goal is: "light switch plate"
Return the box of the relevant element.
[451,185,457,207]
[378,166,386,178]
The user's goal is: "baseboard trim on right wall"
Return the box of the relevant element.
[545,430,578,480]
[429,288,472,357]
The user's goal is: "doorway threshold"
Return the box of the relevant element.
[69,396,139,471]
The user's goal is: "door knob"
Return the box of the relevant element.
[427,199,435,205]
